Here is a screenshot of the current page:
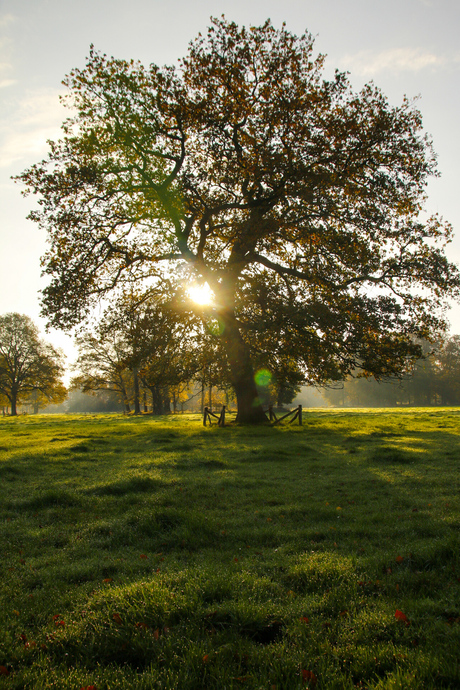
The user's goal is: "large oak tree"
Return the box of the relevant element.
[18,18,459,422]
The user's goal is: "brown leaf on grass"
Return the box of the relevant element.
[202,654,209,663]
[140,554,148,559]
[396,556,404,563]
[112,613,122,625]
[300,616,310,624]
[103,578,112,583]
[0,666,9,676]
[395,609,410,625]
[135,622,149,630]
[302,669,318,686]
[153,628,160,640]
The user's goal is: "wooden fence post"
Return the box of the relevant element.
[298,404,302,425]
[218,405,226,427]
[203,406,208,426]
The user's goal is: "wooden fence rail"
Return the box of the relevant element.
[203,405,226,427]
[203,404,302,426]
[266,404,302,425]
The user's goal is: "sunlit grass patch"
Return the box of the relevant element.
[0,410,459,688]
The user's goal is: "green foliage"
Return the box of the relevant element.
[0,411,459,687]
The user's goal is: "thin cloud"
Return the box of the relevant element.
[0,88,69,169]
[0,14,16,29]
[341,47,456,77]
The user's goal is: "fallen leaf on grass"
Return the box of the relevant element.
[396,556,404,563]
[135,622,149,630]
[112,613,122,625]
[202,654,209,663]
[395,609,410,625]
[102,578,112,583]
[0,666,9,676]
[153,628,160,640]
[302,669,318,686]
[140,554,148,559]
[300,616,310,624]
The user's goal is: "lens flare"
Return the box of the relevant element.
[254,368,272,387]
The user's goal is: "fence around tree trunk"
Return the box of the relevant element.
[202,404,302,426]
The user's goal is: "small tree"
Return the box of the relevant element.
[0,313,66,415]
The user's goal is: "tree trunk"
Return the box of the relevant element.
[132,367,141,414]
[219,311,267,424]
[200,378,205,413]
[9,385,18,416]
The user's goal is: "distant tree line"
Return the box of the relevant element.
[322,336,460,407]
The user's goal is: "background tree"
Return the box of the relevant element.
[0,313,66,415]
[72,330,133,412]
[24,383,68,414]
[18,18,460,422]
[73,292,197,414]
[433,335,460,405]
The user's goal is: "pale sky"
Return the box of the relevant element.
[1,0,459,373]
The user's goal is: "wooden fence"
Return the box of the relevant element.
[203,405,226,427]
[266,404,302,425]
[203,404,302,426]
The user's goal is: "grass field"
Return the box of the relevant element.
[0,409,459,689]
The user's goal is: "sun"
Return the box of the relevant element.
[187,283,214,306]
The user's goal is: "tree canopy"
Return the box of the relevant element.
[0,313,66,415]
[18,17,460,422]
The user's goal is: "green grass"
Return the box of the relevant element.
[0,409,459,689]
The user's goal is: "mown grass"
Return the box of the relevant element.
[0,409,459,689]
